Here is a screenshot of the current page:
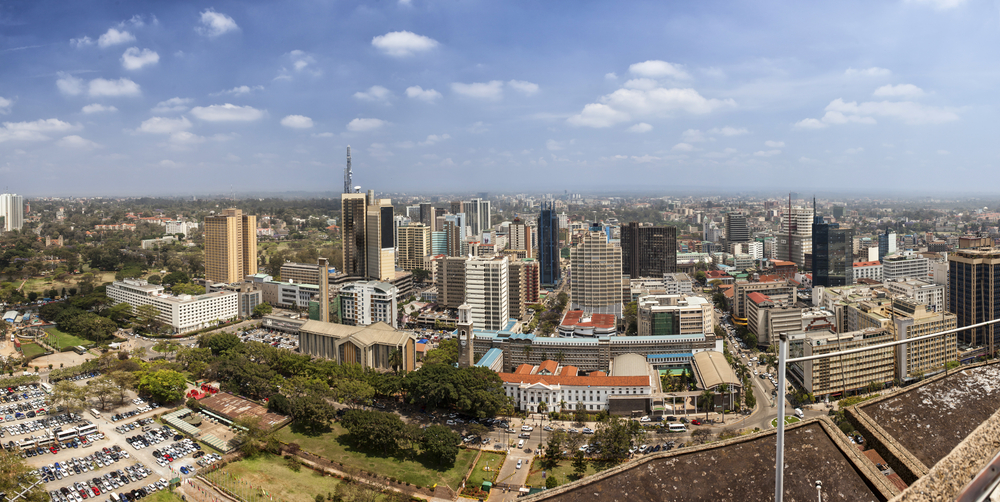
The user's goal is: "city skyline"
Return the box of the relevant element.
[1,0,996,195]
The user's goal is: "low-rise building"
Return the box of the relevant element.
[500,359,652,414]
[852,261,882,282]
[108,279,238,333]
[557,310,617,337]
[298,320,416,372]
[637,294,713,337]
[788,327,895,397]
[886,279,945,313]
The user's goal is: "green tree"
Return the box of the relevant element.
[622,301,638,335]
[341,409,410,456]
[138,369,187,403]
[146,275,162,285]
[420,424,460,467]
[51,379,87,413]
[411,268,430,283]
[170,283,206,295]
[0,447,48,502]
[252,303,273,318]
[28,291,38,302]
[744,383,756,409]
[424,339,458,365]
[161,271,190,285]
[574,402,588,424]
[332,379,376,408]
[132,304,162,334]
[200,331,242,356]
[545,475,559,489]
[544,430,567,468]
[572,450,587,480]
[388,348,403,374]
[89,376,119,410]
[592,416,642,462]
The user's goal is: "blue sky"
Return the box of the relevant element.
[0,0,997,196]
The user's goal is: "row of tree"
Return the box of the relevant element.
[340,410,461,466]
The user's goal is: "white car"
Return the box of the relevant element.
[639,416,651,422]
[516,459,523,469]
[521,425,533,432]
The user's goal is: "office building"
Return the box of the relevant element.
[279,262,329,286]
[637,294,714,338]
[338,280,399,329]
[778,206,813,269]
[465,198,492,238]
[108,279,238,333]
[164,220,198,237]
[852,261,882,282]
[949,247,1000,349]
[438,256,468,308]
[204,208,257,284]
[788,328,895,397]
[883,252,930,281]
[508,259,540,320]
[731,280,796,321]
[341,193,368,276]
[886,279,946,313]
[890,298,957,380]
[878,230,897,262]
[812,221,854,287]
[465,255,510,331]
[205,281,264,318]
[570,230,623,317]
[538,201,561,286]
[366,195,395,281]
[725,211,750,243]
[443,213,467,256]
[508,217,533,258]
[418,202,434,227]
[620,222,677,279]
[397,223,431,271]
[0,193,24,232]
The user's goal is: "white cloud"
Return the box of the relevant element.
[138,116,192,134]
[820,110,877,125]
[905,0,966,9]
[420,133,450,146]
[0,119,77,143]
[709,126,748,136]
[845,67,891,77]
[672,143,694,152]
[452,81,504,100]
[70,36,93,48]
[159,159,181,168]
[275,50,320,80]
[151,97,193,114]
[56,72,84,96]
[703,148,738,158]
[0,97,11,114]
[197,9,239,37]
[371,31,439,57]
[212,85,263,96]
[937,149,950,155]
[681,129,706,142]
[508,80,539,95]
[167,131,206,147]
[97,28,135,48]
[764,140,785,148]
[280,115,314,129]
[468,121,489,134]
[821,98,958,125]
[347,118,386,132]
[845,147,864,154]
[628,60,690,80]
[121,47,159,70]
[799,156,817,163]
[81,104,117,114]
[89,78,141,97]
[623,78,659,91]
[631,155,660,163]
[794,118,827,129]
[57,135,100,149]
[873,84,925,98]
[627,123,652,133]
[405,86,442,102]
[568,86,734,128]
[605,72,618,80]
[546,139,564,151]
[190,103,264,122]
[353,85,393,103]
[754,149,781,157]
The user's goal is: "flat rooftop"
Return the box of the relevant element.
[199,392,289,430]
[859,363,1000,468]
[527,420,891,502]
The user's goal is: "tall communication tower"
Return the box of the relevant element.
[344,146,353,194]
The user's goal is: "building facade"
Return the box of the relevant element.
[570,230,623,317]
[636,294,714,338]
[108,279,239,333]
[853,261,882,282]
[341,193,368,276]
[500,362,652,413]
[890,298,957,380]
[366,197,396,281]
[338,281,399,328]
[508,217,533,258]
[204,208,257,284]
[883,253,930,282]
[620,222,677,279]
[0,193,24,232]
[725,211,750,243]
[788,328,895,397]
[465,255,510,331]
[298,321,416,372]
[438,256,467,309]
[279,262,326,286]
[538,201,561,286]
[396,223,431,271]
[949,247,1000,348]
[812,222,854,287]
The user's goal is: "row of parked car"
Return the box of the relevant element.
[47,463,165,502]
[125,426,179,450]
[109,403,158,423]
[3,411,77,437]
[151,438,199,466]
[0,397,47,421]
[114,418,154,434]
[54,372,101,383]
[194,452,221,467]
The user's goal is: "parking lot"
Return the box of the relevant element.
[236,328,298,351]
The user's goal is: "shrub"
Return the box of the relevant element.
[287,456,302,472]
[545,475,559,489]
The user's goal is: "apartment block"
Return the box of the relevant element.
[204,208,257,284]
[108,279,239,333]
[438,256,467,309]
[883,252,930,281]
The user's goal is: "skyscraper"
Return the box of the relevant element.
[538,201,561,286]
[397,223,431,271]
[341,193,368,276]
[366,194,396,281]
[878,230,897,262]
[204,208,257,284]
[812,220,854,287]
[778,206,814,269]
[571,228,623,317]
[419,202,434,227]
[0,193,24,232]
[508,217,533,258]
[443,213,467,256]
[465,255,509,330]
[949,247,1000,352]
[620,222,677,278]
[343,146,352,194]
[725,211,750,243]
[465,198,492,237]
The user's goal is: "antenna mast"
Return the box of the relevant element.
[344,146,353,194]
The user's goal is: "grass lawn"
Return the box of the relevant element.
[20,343,46,360]
[770,416,801,428]
[276,423,477,491]
[145,490,185,502]
[205,454,346,502]
[45,327,89,350]
[524,458,600,488]
[467,452,505,488]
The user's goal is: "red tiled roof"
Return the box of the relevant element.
[515,364,534,375]
[853,261,880,267]
[590,371,607,377]
[559,310,616,329]
[706,270,728,278]
[747,292,772,304]
[772,260,796,268]
[758,275,781,282]
[499,372,649,387]
[559,366,578,376]
[537,360,559,375]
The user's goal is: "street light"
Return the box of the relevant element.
[815,480,822,502]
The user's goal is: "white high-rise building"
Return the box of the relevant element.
[777,206,813,268]
[571,230,624,318]
[338,280,399,328]
[883,252,930,282]
[0,193,24,232]
[465,255,510,330]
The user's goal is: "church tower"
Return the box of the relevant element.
[457,303,475,367]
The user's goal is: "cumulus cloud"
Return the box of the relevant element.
[873,84,925,98]
[627,123,652,133]
[280,115,314,129]
[546,139,564,151]
[97,28,135,48]
[451,81,504,100]
[89,78,141,97]
[138,116,192,134]
[796,98,959,126]
[754,149,781,157]
[0,118,77,143]
[70,36,94,48]
[420,133,450,146]
[681,129,706,142]
[82,104,117,114]
[508,80,539,95]
[765,140,785,148]
[353,85,392,103]
[672,143,694,152]
[605,72,618,80]
[58,135,100,149]
[709,126,748,136]
[190,103,264,122]
[151,98,193,114]
[56,72,84,96]
[346,118,386,132]
[0,97,11,114]
[197,9,239,37]
[275,50,320,80]
[568,86,734,128]
[631,155,660,163]
[212,85,263,96]
[371,31,439,57]
[623,78,659,91]
[405,86,442,102]
[121,47,159,70]
[159,159,181,168]
[628,60,690,80]
[845,67,891,77]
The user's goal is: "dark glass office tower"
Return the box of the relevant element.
[621,222,677,278]
[538,201,561,286]
[812,221,854,287]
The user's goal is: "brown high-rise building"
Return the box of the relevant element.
[438,256,468,308]
[204,208,257,284]
[620,222,677,279]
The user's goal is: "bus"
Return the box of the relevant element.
[668,423,687,433]
[89,409,101,419]
[74,346,87,355]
